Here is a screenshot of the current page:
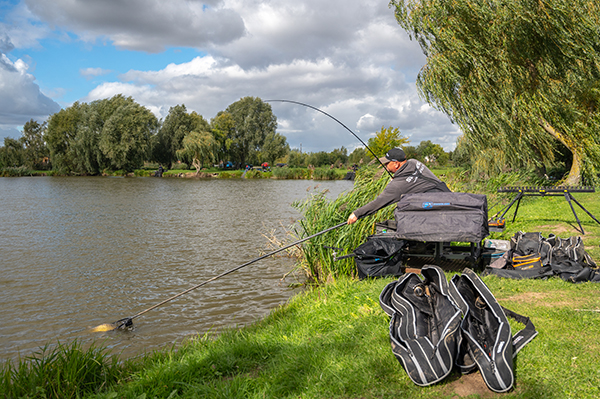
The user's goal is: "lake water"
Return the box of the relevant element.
[0,176,353,362]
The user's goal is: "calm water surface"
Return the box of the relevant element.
[0,176,353,361]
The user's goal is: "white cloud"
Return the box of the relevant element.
[80,67,111,79]
[0,51,60,126]
[0,0,462,151]
[24,0,246,52]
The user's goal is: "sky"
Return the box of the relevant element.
[0,0,461,153]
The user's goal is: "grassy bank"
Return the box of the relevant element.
[1,164,354,179]
[94,276,599,399]
[2,167,600,398]
[3,275,597,398]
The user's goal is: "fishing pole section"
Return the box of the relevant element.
[265,99,394,179]
[92,221,347,332]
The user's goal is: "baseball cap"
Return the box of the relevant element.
[378,148,406,165]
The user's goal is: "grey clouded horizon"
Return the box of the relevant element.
[0,0,460,153]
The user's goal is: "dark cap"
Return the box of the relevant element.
[379,148,406,165]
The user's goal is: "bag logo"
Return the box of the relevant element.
[422,202,450,209]
[497,341,506,353]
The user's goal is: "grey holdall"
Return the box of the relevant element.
[449,268,538,393]
[379,265,463,386]
[380,266,538,392]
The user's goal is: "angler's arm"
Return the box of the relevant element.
[347,181,403,224]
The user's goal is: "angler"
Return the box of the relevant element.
[347,147,451,225]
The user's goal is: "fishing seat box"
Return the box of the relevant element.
[393,192,489,243]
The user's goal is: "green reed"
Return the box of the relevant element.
[311,168,347,180]
[292,166,395,283]
[0,340,125,399]
[271,167,312,179]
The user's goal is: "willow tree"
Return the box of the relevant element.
[177,131,216,173]
[390,0,600,184]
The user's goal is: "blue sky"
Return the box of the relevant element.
[0,0,460,153]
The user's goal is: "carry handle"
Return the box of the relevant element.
[501,306,538,357]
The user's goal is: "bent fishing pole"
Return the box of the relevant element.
[93,221,347,332]
[265,99,394,179]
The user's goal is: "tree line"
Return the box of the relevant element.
[286,126,452,168]
[1,99,454,174]
[0,95,289,174]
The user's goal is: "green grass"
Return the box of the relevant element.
[2,167,600,398]
[3,276,599,398]
[33,277,592,399]
[0,341,127,398]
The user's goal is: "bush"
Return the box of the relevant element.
[0,167,36,177]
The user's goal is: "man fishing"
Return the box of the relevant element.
[347,147,450,224]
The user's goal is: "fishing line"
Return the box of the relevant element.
[265,99,394,179]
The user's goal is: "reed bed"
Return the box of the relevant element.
[291,166,395,283]
[271,167,312,179]
[0,341,126,399]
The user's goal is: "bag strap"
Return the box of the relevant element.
[501,306,538,357]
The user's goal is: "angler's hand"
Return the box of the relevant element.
[347,213,358,225]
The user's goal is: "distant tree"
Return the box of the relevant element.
[21,120,49,169]
[329,146,348,166]
[177,130,216,173]
[260,132,289,165]
[99,102,158,172]
[287,149,307,167]
[0,137,24,168]
[403,145,419,161]
[153,105,206,168]
[45,95,158,174]
[306,151,331,168]
[45,102,87,172]
[390,0,600,184]
[416,140,449,166]
[224,97,277,166]
[367,126,410,157]
[348,147,372,166]
[210,111,236,163]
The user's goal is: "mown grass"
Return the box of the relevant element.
[2,166,600,398]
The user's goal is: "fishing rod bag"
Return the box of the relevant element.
[352,235,406,279]
[484,232,600,282]
[379,265,463,386]
[393,192,489,243]
[449,268,538,393]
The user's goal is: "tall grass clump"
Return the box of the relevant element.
[292,166,395,283]
[218,170,244,178]
[312,167,346,180]
[271,167,312,179]
[0,340,124,399]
